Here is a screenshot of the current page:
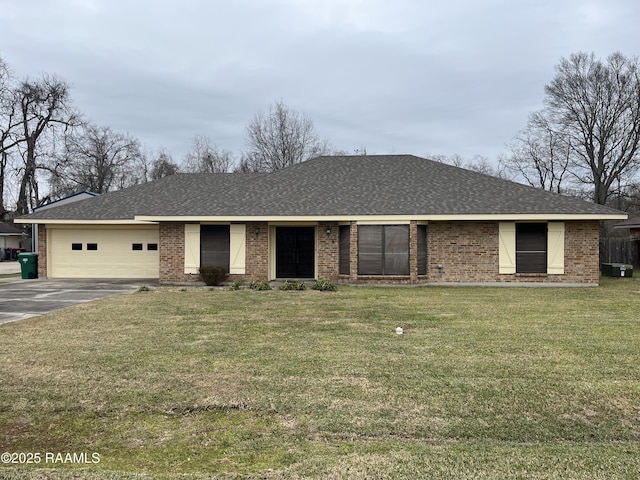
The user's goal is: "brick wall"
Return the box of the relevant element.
[159,223,197,283]
[159,222,271,284]
[37,224,47,278]
[427,221,499,283]
[157,220,600,285]
[562,221,600,284]
[244,222,269,281]
[427,220,600,284]
[317,222,339,281]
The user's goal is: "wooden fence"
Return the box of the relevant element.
[599,238,640,268]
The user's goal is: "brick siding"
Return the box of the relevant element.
[37,224,47,278]
[158,220,601,285]
[159,222,271,283]
[428,220,600,284]
[317,222,339,281]
[159,223,196,283]
[244,222,269,281]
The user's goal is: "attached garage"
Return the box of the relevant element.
[48,225,159,278]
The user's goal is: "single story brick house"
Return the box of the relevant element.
[614,217,640,240]
[0,222,24,258]
[16,155,626,285]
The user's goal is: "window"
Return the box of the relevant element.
[132,243,143,251]
[87,243,98,251]
[339,225,350,275]
[417,225,427,275]
[71,243,82,251]
[500,222,564,275]
[147,243,158,251]
[516,223,547,273]
[358,225,409,275]
[200,225,230,271]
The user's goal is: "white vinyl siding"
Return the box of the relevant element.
[184,224,200,274]
[547,222,565,274]
[498,222,516,274]
[229,224,246,274]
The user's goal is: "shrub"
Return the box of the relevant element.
[230,281,244,291]
[250,280,272,291]
[279,281,307,291]
[137,285,151,292]
[198,266,228,286]
[312,280,337,291]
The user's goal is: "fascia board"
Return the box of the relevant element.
[134,213,628,222]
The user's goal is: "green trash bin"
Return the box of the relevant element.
[601,263,633,278]
[17,252,38,279]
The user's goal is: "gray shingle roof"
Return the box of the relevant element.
[0,222,23,234]
[18,155,624,221]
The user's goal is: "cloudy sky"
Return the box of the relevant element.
[2,0,638,166]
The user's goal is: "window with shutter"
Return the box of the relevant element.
[200,225,230,271]
[516,223,547,273]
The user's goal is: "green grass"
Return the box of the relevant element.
[0,272,19,279]
[1,277,640,479]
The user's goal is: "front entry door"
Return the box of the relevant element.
[276,227,315,278]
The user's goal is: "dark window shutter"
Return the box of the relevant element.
[339,225,350,275]
[417,225,427,275]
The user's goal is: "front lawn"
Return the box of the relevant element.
[1,278,639,479]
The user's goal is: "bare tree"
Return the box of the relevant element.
[543,52,640,205]
[182,135,232,173]
[0,56,14,220]
[51,124,142,197]
[499,112,571,193]
[433,153,500,177]
[242,99,330,172]
[7,74,80,215]
[150,149,180,180]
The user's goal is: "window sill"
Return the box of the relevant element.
[515,273,548,277]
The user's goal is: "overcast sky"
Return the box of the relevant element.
[2,0,638,166]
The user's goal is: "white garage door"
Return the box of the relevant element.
[48,226,160,278]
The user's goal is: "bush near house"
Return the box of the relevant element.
[279,280,307,291]
[312,279,338,291]
[198,265,227,286]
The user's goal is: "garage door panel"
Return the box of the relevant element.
[49,227,159,278]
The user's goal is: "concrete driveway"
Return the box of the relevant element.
[0,261,21,275]
[0,278,151,324]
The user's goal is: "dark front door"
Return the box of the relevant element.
[276,227,315,278]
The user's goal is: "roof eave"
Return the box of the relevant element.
[13,219,157,225]
[134,213,628,222]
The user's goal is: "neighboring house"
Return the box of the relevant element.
[16,155,626,285]
[0,222,24,259]
[30,191,100,253]
[613,216,640,240]
[611,216,640,267]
